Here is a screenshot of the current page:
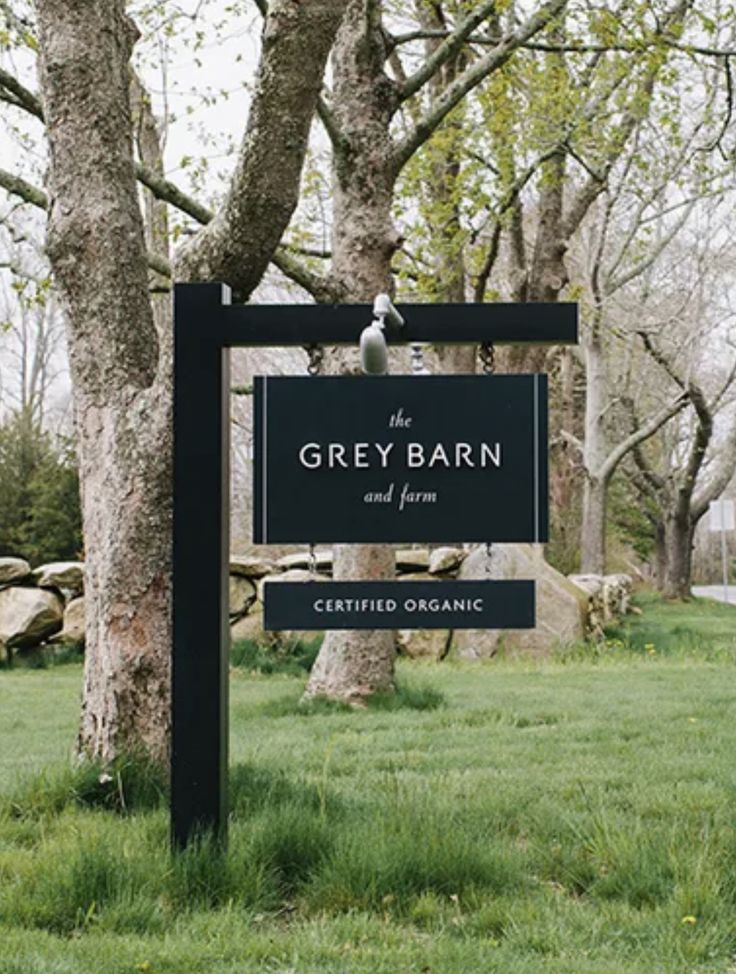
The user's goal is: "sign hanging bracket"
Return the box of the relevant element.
[360,293,405,375]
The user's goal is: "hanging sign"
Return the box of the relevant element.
[264,580,535,631]
[253,374,547,544]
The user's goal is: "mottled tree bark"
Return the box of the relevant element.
[305,0,399,702]
[661,513,693,599]
[36,0,171,762]
[580,477,607,575]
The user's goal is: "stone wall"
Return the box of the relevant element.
[0,557,84,662]
[0,551,633,663]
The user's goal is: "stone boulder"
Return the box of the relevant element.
[452,545,586,659]
[229,554,277,578]
[56,596,85,644]
[428,547,465,575]
[229,575,257,620]
[32,561,85,596]
[231,610,265,644]
[256,569,325,602]
[0,586,64,649]
[568,574,607,636]
[276,550,333,572]
[567,573,633,636]
[230,609,321,656]
[603,573,633,618]
[0,557,31,585]
[396,548,430,572]
[398,628,451,660]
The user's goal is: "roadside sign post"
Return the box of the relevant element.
[708,499,735,603]
[172,282,578,849]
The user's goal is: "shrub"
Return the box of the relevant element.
[0,408,82,564]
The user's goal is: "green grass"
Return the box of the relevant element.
[230,635,322,676]
[2,595,736,971]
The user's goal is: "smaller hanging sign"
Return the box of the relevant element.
[264,580,535,631]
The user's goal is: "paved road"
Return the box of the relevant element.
[692,585,736,605]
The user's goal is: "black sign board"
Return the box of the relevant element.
[253,374,547,545]
[265,580,535,631]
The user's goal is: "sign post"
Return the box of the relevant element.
[708,498,735,602]
[172,282,578,849]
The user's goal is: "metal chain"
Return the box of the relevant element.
[479,342,495,375]
[411,343,428,375]
[306,343,324,375]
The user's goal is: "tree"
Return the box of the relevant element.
[630,326,736,598]
[24,0,350,763]
[0,406,81,564]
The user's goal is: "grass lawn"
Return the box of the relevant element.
[2,594,736,972]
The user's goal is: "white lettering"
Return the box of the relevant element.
[481,442,502,468]
[428,443,451,468]
[407,443,425,467]
[374,443,394,467]
[328,444,349,469]
[299,442,322,468]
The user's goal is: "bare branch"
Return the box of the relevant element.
[271,248,340,303]
[560,429,584,454]
[398,0,499,102]
[0,66,44,120]
[0,167,48,210]
[316,95,350,154]
[135,164,214,225]
[524,40,736,57]
[472,221,502,303]
[637,329,685,390]
[392,0,568,173]
[607,199,697,295]
[692,413,736,520]
[600,391,690,482]
[391,31,736,59]
[562,0,694,239]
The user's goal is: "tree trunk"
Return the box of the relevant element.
[579,334,607,574]
[654,521,666,589]
[580,476,607,575]
[660,513,693,599]
[305,0,399,702]
[36,0,171,762]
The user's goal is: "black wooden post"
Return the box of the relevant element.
[171,283,231,847]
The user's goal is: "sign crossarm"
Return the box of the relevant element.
[217,299,577,347]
